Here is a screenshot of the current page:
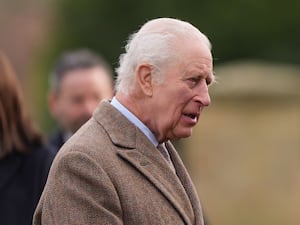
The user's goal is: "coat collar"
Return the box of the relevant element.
[93,100,136,149]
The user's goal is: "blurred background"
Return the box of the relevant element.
[0,0,299,224]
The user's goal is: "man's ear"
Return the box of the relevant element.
[136,64,153,96]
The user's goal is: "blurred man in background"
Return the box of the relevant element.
[47,48,114,153]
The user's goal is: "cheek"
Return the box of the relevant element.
[170,93,192,112]
[163,86,189,103]
[57,101,80,119]
[161,90,190,116]
[161,104,183,130]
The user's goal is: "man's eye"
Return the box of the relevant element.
[206,78,212,86]
[186,77,200,87]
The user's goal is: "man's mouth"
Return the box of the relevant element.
[186,113,197,119]
[183,112,199,123]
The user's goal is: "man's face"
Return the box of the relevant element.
[149,41,213,142]
[49,67,113,134]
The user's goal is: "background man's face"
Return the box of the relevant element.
[49,67,113,133]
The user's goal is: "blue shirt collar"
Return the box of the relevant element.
[110,97,158,147]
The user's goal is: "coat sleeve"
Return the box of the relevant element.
[33,150,124,225]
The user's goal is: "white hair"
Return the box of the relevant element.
[115,18,212,95]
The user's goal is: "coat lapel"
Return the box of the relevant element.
[167,142,204,225]
[117,146,194,225]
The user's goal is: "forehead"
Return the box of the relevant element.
[172,40,213,76]
[57,67,111,92]
[61,67,109,83]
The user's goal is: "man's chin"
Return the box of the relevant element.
[174,130,193,140]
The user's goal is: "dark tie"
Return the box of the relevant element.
[157,143,176,172]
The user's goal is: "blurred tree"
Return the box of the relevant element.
[47,0,300,67]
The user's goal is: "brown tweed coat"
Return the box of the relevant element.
[33,100,204,225]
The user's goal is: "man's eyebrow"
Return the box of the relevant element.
[209,72,217,84]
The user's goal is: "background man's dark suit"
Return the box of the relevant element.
[46,130,65,154]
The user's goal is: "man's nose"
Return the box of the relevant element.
[194,82,211,106]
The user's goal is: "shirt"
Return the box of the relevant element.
[110,97,158,147]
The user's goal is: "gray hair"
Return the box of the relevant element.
[115,18,212,95]
[50,48,113,92]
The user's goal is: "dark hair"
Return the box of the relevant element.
[50,48,113,92]
[0,52,44,159]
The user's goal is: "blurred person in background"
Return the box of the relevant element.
[34,18,214,225]
[0,52,55,225]
[47,48,114,153]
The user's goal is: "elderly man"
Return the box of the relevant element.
[34,18,214,225]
